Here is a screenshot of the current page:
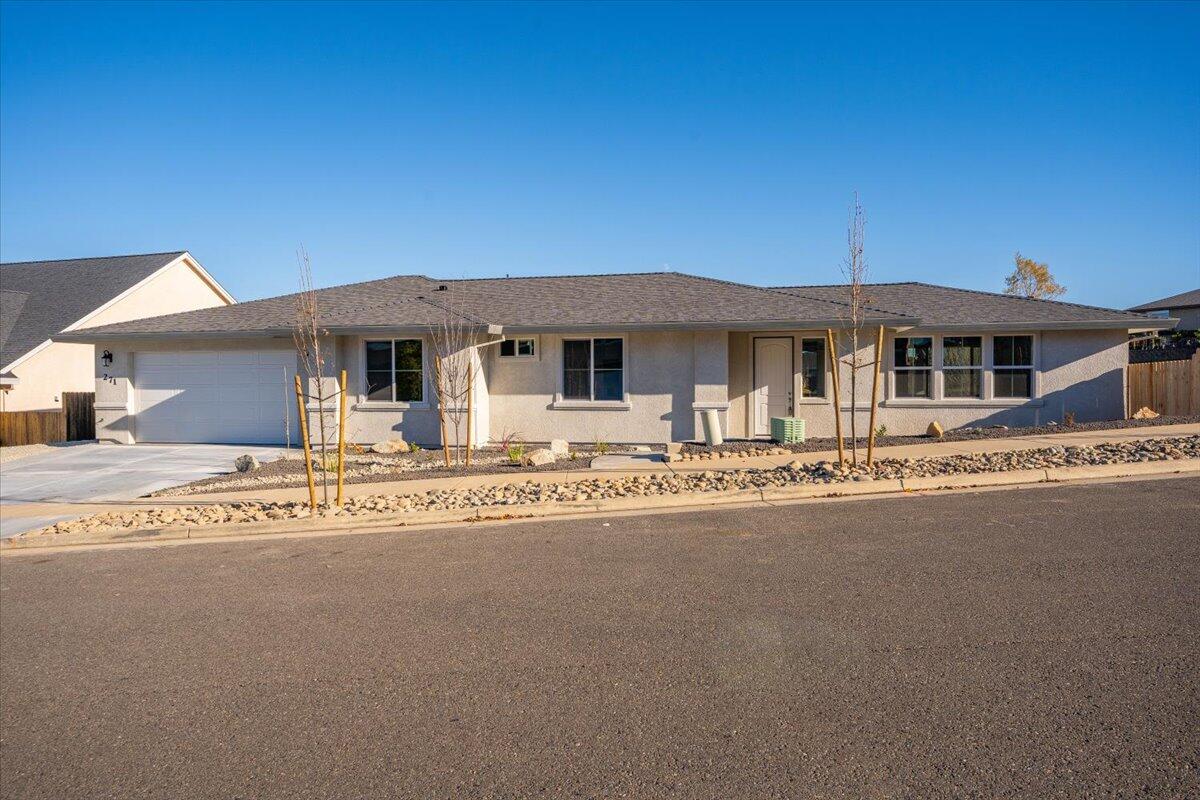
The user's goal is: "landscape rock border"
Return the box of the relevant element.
[13,436,1199,548]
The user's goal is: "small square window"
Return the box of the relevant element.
[499,338,536,358]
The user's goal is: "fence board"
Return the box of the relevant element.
[0,410,68,446]
[1127,351,1200,417]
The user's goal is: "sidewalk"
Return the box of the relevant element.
[2,423,1196,538]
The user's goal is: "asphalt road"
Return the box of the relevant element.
[2,477,1198,799]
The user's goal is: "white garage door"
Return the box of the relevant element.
[135,351,297,444]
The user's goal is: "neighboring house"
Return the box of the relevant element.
[0,252,234,412]
[56,272,1170,446]
[1128,289,1200,331]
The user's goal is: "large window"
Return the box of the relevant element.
[800,337,826,398]
[994,335,1034,398]
[893,336,932,398]
[365,339,424,402]
[942,336,983,398]
[563,337,624,401]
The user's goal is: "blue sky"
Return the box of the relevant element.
[1,1,1197,308]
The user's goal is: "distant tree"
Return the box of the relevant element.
[1004,252,1066,300]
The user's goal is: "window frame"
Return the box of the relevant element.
[992,334,1035,399]
[798,336,828,399]
[361,337,426,406]
[941,335,984,399]
[553,334,630,408]
[892,335,934,399]
[887,332,1040,405]
[498,337,538,360]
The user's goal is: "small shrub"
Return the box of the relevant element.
[1063,411,1076,427]
[594,438,610,455]
[408,441,422,452]
[506,442,526,464]
[312,453,340,472]
[874,425,888,438]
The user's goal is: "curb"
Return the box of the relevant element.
[4,459,1198,552]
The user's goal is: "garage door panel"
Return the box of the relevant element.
[134,351,295,444]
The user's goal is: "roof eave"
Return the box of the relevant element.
[56,316,922,342]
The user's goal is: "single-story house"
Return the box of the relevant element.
[56,271,1171,446]
[0,252,234,412]
[1128,289,1200,331]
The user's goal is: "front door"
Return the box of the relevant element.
[754,337,793,436]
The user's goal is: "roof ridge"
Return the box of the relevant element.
[0,250,187,267]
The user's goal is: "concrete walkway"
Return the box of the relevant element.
[2,424,1196,539]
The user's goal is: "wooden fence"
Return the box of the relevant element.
[63,392,96,441]
[1127,351,1200,417]
[0,392,96,446]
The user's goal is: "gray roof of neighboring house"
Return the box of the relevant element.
[772,282,1166,330]
[58,272,915,340]
[1128,288,1200,312]
[0,252,186,368]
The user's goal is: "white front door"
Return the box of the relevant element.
[754,337,793,437]
[134,350,297,444]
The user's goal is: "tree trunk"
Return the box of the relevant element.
[849,329,858,466]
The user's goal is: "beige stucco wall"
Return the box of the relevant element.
[727,327,1129,439]
[93,325,1128,446]
[487,331,700,445]
[3,258,231,412]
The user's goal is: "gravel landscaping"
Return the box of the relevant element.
[30,435,1200,539]
[680,415,1200,458]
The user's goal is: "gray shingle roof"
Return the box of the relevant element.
[773,282,1165,330]
[61,272,913,339]
[0,252,186,367]
[1128,288,1200,312]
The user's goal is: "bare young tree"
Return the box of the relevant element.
[839,193,870,466]
[427,296,478,468]
[292,246,338,504]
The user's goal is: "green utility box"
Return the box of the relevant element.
[770,417,806,444]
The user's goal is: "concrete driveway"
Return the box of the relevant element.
[0,443,284,537]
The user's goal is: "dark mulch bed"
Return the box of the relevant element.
[682,415,1200,456]
[156,447,608,496]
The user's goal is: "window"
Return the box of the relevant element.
[994,335,1034,398]
[563,337,624,401]
[942,336,983,398]
[365,339,423,402]
[893,336,932,398]
[498,338,536,358]
[800,338,826,397]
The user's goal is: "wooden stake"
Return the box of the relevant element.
[294,375,317,511]
[826,328,845,465]
[465,360,473,468]
[336,369,347,507]
[866,325,884,467]
[434,355,451,467]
